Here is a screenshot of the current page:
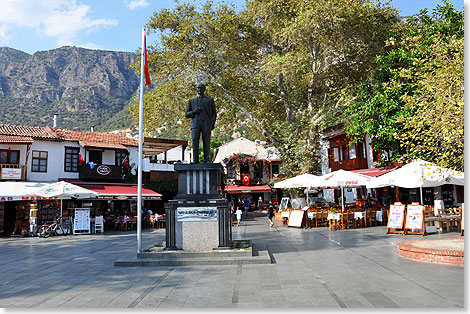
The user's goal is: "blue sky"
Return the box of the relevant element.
[0,0,465,55]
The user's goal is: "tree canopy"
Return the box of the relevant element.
[344,1,464,171]
[131,0,397,175]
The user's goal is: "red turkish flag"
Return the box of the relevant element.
[144,33,151,86]
[242,174,250,185]
[79,153,85,165]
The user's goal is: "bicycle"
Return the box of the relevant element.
[38,217,71,238]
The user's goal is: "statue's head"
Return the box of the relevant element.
[196,83,206,96]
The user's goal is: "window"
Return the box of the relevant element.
[0,150,19,164]
[254,161,264,179]
[227,166,234,179]
[271,164,280,175]
[88,150,102,164]
[115,151,127,166]
[340,145,348,161]
[333,147,339,162]
[31,151,47,172]
[64,147,79,172]
[240,164,249,174]
[356,142,365,159]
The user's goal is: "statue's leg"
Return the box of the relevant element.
[201,122,211,163]
[191,127,200,163]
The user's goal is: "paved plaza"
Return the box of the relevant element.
[0,212,464,308]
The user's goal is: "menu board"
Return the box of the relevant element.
[387,205,405,229]
[288,210,305,228]
[280,197,290,210]
[73,208,91,234]
[405,205,424,230]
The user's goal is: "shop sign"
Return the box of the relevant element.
[177,207,218,222]
[0,197,13,201]
[21,196,59,201]
[242,174,250,185]
[97,165,111,175]
[1,168,22,180]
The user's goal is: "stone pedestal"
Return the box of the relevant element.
[165,163,232,251]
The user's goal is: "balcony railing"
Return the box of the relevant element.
[0,164,26,180]
[330,157,368,171]
[79,164,123,181]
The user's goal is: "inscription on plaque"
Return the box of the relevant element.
[177,207,218,222]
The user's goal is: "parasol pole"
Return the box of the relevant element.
[342,187,345,213]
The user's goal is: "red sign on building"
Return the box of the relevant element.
[242,174,250,185]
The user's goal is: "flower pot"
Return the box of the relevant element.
[330,224,337,231]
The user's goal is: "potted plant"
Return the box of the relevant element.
[329,207,338,231]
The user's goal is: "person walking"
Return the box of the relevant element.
[257,197,264,211]
[267,201,274,227]
[243,198,249,212]
[236,206,242,226]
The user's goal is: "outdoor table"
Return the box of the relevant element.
[281,211,290,224]
[327,213,342,228]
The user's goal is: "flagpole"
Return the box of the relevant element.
[137,28,145,253]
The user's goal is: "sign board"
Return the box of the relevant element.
[288,209,305,228]
[73,208,91,234]
[405,205,424,230]
[1,168,22,180]
[280,197,290,210]
[387,204,405,229]
[177,207,218,222]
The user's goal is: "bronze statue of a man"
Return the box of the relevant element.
[185,83,217,163]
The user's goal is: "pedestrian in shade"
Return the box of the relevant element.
[267,201,274,228]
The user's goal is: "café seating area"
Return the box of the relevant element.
[304,204,388,230]
[102,214,166,232]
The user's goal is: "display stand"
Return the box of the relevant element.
[386,203,405,234]
[73,208,91,235]
[287,209,306,228]
[404,204,427,236]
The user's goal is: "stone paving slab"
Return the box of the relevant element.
[0,211,464,308]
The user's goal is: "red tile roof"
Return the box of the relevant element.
[0,124,59,140]
[0,135,34,144]
[53,128,137,147]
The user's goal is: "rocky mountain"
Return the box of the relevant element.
[0,46,139,131]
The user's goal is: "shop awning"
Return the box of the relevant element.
[225,184,272,194]
[0,182,55,201]
[74,183,162,200]
[142,137,188,157]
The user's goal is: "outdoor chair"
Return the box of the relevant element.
[341,210,356,229]
[366,209,377,227]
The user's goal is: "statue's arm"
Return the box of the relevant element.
[210,98,217,130]
[185,100,194,118]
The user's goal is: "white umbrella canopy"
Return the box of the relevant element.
[366,160,464,189]
[307,169,372,213]
[309,169,371,189]
[274,173,322,189]
[31,181,99,199]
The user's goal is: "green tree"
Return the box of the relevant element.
[344,2,463,170]
[132,0,397,175]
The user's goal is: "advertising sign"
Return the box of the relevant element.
[288,209,305,228]
[73,208,91,234]
[387,204,405,229]
[1,168,22,180]
[177,207,218,222]
[405,205,424,230]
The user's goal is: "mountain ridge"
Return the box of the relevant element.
[0,46,139,131]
